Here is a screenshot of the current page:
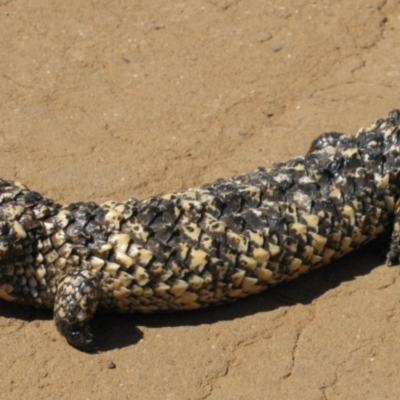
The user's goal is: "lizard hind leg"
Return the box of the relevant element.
[54,269,101,352]
[386,197,400,266]
[308,131,345,153]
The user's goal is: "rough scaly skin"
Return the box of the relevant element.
[1,110,400,351]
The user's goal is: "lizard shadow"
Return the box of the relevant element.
[0,237,387,352]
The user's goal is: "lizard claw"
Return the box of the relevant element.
[63,325,99,353]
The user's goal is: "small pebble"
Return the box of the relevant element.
[108,361,116,369]
[271,43,283,52]
[259,32,272,42]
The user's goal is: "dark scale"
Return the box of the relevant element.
[1,110,400,351]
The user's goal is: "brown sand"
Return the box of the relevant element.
[1,1,400,399]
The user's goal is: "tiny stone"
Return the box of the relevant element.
[263,112,274,118]
[108,361,116,369]
[271,43,283,52]
[259,32,272,42]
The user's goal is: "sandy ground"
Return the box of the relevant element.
[1,0,400,398]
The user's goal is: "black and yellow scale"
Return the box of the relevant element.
[1,110,400,351]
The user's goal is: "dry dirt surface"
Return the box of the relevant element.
[1,0,400,399]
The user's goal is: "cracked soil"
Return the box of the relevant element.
[1,0,400,399]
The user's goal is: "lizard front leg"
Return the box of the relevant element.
[54,269,101,352]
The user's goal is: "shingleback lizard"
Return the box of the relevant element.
[1,110,400,352]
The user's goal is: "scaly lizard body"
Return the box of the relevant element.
[1,110,400,351]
